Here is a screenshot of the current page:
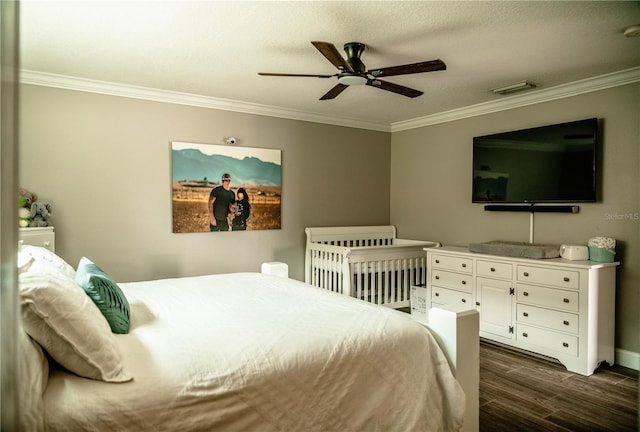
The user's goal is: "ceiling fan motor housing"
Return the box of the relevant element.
[343,42,366,72]
[337,42,368,85]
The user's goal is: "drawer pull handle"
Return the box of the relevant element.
[523,312,529,317]
[563,277,570,282]
[435,292,440,297]
[462,263,467,268]
[435,259,440,264]
[563,298,570,303]
[523,291,529,296]
[490,267,496,272]
[563,342,569,348]
[523,272,529,277]
[435,276,440,280]
[461,280,467,285]
[563,320,569,326]
[461,299,466,303]
[522,332,528,337]
[476,301,480,306]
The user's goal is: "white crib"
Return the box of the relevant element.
[304,226,440,309]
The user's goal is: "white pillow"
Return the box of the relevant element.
[19,245,76,279]
[20,330,48,432]
[19,259,132,383]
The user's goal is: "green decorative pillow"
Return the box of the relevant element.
[75,257,130,334]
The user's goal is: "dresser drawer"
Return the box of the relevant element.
[517,324,578,357]
[431,286,473,307]
[431,270,473,293]
[477,260,513,279]
[517,304,578,334]
[517,265,579,289]
[431,254,472,274]
[19,227,55,252]
[516,284,579,312]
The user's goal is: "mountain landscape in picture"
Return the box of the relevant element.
[172,148,281,186]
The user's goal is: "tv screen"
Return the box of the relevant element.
[472,118,598,203]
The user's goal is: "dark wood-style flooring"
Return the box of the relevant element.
[480,341,639,431]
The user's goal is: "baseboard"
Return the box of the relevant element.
[482,339,640,372]
[616,348,640,371]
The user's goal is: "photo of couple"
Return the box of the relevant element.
[171,142,281,233]
[208,173,251,232]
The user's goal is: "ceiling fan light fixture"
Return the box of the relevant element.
[491,80,537,95]
[338,73,367,86]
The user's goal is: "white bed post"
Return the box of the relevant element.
[427,306,479,432]
[340,251,351,296]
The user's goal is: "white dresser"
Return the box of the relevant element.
[422,246,618,376]
[19,227,55,252]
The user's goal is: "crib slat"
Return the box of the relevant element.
[392,259,399,304]
[384,259,396,303]
[375,261,380,304]
[382,259,388,305]
[401,258,409,302]
[356,264,362,300]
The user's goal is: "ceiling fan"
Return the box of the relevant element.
[258,41,446,100]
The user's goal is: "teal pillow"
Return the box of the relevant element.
[75,257,130,334]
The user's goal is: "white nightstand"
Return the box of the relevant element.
[19,227,55,252]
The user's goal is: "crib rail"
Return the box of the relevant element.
[306,241,437,308]
[348,246,427,308]
[305,225,397,247]
[304,226,439,309]
[306,242,351,295]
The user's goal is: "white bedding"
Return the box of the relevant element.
[42,272,464,431]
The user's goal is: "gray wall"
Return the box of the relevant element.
[20,82,639,356]
[20,85,391,282]
[390,83,640,354]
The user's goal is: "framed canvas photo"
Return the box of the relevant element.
[171,141,282,233]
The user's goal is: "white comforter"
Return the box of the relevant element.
[43,273,464,431]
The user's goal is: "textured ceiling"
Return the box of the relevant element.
[20,1,640,129]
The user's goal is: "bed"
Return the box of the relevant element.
[305,225,440,308]
[18,245,478,432]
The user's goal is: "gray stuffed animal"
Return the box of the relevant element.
[30,202,51,227]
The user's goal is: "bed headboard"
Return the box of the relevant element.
[305,225,397,247]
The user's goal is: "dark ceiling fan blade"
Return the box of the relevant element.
[311,41,353,72]
[320,83,349,100]
[368,59,446,77]
[258,72,334,78]
[366,79,423,98]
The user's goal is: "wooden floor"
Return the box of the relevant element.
[480,341,639,431]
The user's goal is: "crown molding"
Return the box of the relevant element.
[20,67,640,133]
[19,70,391,132]
[390,67,640,132]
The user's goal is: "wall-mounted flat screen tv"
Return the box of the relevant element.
[472,118,598,203]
